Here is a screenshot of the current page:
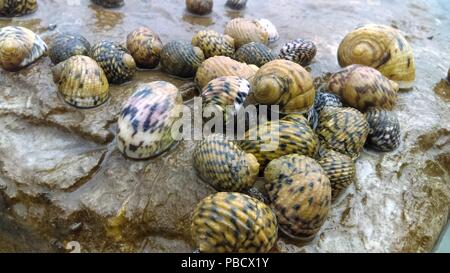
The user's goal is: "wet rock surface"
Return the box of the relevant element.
[0,0,449,252]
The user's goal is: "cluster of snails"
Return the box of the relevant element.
[186,0,250,15]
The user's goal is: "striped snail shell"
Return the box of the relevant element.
[317,107,369,160]
[0,0,37,17]
[314,91,343,114]
[251,59,316,114]
[328,64,399,112]
[365,108,401,152]
[90,41,136,84]
[191,192,278,253]
[186,0,213,15]
[117,81,183,159]
[191,30,235,58]
[160,40,205,78]
[52,56,109,108]
[226,0,247,9]
[195,56,258,89]
[49,32,91,65]
[264,154,331,240]
[338,24,415,89]
[126,27,163,69]
[91,0,124,8]
[224,18,270,48]
[193,134,259,192]
[0,26,47,71]
[279,39,317,66]
[232,42,276,67]
[317,149,356,201]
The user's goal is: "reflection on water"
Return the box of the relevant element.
[182,12,215,26]
[90,4,124,31]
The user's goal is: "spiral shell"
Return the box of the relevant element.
[160,40,205,78]
[365,108,401,152]
[239,117,318,170]
[186,0,213,15]
[0,26,47,71]
[52,56,109,108]
[338,24,415,89]
[224,18,270,48]
[126,27,163,69]
[317,149,356,201]
[265,154,331,240]
[255,19,279,44]
[328,64,398,111]
[0,0,37,17]
[279,39,317,66]
[233,42,275,67]
[49,33,90,65]
[314,91,343,114]
[226,0,247,9]
[317,107,369,160]
[91,0,124,8]
[252,59,316,114]
[192,30,235,58]
[90,41,136,84]
[117,81,182,159]
[191,192,278,253]
[195,56,258,89]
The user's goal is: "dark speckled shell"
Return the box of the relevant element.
[191,192,278,253]
[160,40,205,78]
[49,33,91,65]
[91,0,124,8]
[233,42,275,67]
[226,0,248,9]
[126,27,163,69]
[279,39,317,66]
[0,0,37,17]
[314,91,343,113]
[365,108,401,151]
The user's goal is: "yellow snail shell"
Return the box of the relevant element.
[224,18,270,48]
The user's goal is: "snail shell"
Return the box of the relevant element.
[0,26,47,71]
[195,56,258,89]
[126,27,163,69]
[328,64,398,111]
[255,19,279,44]
[191,192,278,253]
[91,0,124,8]
[226,0,247,9]
[239,117,318,170]
[160,40,205,78]
[186,0,213,15]
[337,24,415,89]
[252,59,316,114]
[317,107,369,160]
[117,81,182,159]
[191,30,235,58]
[224,18,270,48]
[52,56,109,108]
[364,108,401,152]
[317,149,356,201]
[264,154,331,240]
[0,0,37,17]
[279,39,317,66]
[314,91,343,114]
[232,42,276,67]
[49,32,91,65]
[193,134,259,192]
[90,41,136,84]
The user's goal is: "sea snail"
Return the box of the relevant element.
[160,40,205,78]
[0,0,37,17]
[126,27,163,69]
[49,32,91,65]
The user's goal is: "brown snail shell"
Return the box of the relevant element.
[191,30,235,58]
[232,42,276,67]
[186,0,213,15]
[49,32,91,65]
[224,18,270,48]
[126,27,163,69]
[160,40,205,78]
[328,64,399,111]
[91,0,124,8]
[0,0,37,17]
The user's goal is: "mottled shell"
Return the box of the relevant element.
[264,155,331,240]
[52,56,109,108]
[328,64,399,111]
[126,27,163,69]
[90,41,136,84]
[0,0,37,17]
[0,26,47,71]
[279,39,317,66]
[160,40,205,78]
[202,76,251,121]
[252,59,316,114]
[191,192,278,253]
[226,0,247,9]
[239,117,319,170]
[192,30,235,58]
[49,33,90,65]
[317,149,356,201]
[256,19,279,44]
[314,91,343,113]
[195,56,258,89]
[338,24,416,89]
[233,42,275,67]
[91,0,124,8]
[365,108,401,151]
[186,0,213,15]
[193,134,259,192]
[117,81,182,159]
[224,18,270,48]
[317,107,369,160]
